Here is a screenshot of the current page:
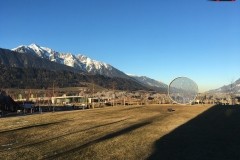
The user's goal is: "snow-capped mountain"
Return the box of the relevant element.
[11,43,169,91]
[12,44,129,79]
[208,78,240,94]
[127,74,168,89]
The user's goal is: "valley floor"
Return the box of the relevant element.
[0,104,239,160]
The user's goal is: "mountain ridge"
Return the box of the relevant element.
[12,43,168,91]
[208,78,240,94]
[12,44,130,79]
[127,74,167,88]
[0,48,84,73]
[0,63,150,91]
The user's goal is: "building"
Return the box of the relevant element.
[51,95,87,105]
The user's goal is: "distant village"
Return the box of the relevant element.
[1,86,240,117]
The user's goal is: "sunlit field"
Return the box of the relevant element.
[2,104,239,160]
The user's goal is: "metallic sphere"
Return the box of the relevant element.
[168,77,198,104]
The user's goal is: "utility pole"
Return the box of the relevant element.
[52,81,55,112]
[92,79,94,109]
[93,81,94,96]
[112,82,116,106]
[53,81,55,97]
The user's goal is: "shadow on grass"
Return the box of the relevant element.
[120,106,144,111]
[4,118,129,151]
[45,121,152,159]
[0,119,72,134]
[148,105,240,160]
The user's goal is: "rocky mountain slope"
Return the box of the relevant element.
[0,48,83,73]
[11,44,168,91]
[127,74,168,88]
[12,44,130,79]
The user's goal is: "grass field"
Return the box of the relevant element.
[1,104,240,160]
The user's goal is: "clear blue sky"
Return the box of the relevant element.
[1,0,240,92]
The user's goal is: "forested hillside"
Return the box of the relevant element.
[0,65,150,91]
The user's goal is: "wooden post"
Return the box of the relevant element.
[98,97,100,108]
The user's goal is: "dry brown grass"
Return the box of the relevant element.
[0,104,217,159]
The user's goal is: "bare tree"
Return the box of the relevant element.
[229,78,236,105]
[223,77,236,105]
[111,81,117,106]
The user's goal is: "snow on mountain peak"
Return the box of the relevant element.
[29,43,40,48]
[12,44,116,75]
[127,74,140,77]
[11,43,167,84]
[12,45,25,50]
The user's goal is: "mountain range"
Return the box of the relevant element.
[1,43,240,93]
[12,44,130,79]
[11,44,168,90]
[1,43,239,93]
[0,47,85,72]
[208,78,240,94]
[0,64,150,91]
